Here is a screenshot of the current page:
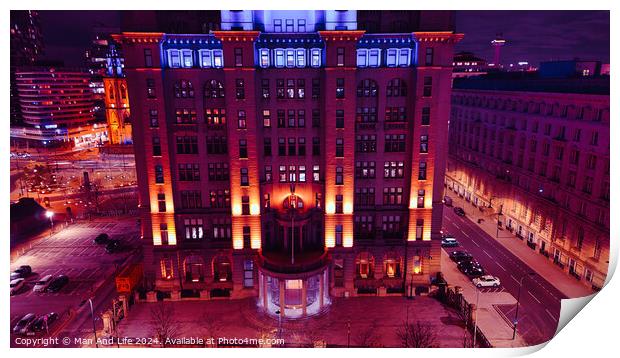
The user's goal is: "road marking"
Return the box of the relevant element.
[528,290,542,304]
[471,240,480,247]
[495,262,506,271]
[545,309,557,320]
[482,249,493,259]
[511,275,520,285]
[462,231,470,238]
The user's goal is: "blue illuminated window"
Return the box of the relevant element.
[386,49,397,67]
[398,49,410,67]
[286,49,295,68]
[311,49,321,67]
[274,49,285,68]
[181,49,193,68]
[168,49,181,68]
[213,50,224,68]
[199,50,212,68]
[357,49,368,67]
[368,49,380,67]
[259,48,270,68]
[296,49,306,67]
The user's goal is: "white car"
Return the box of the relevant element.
[472,275,501,288]
[10,278,25,295]
[33,274,54,292]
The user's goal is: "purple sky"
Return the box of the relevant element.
[37,10,610,67]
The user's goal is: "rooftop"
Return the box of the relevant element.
[453,73,609,95]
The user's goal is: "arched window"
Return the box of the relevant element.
[184,255,204,282]
[213,255,232,282]
[204,79,225,99]
[386,78,407,97]
[120,84,127,100]
[108,85,115,100]
[355,252,375,278]
[383,251,402,278]
[357,79,378,97]
[174,80,194,98]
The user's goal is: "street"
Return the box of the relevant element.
[442,205,565,345]
[10,219,141,348]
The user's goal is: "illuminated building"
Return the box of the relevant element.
[452,51,488,78]
[103,44,132,144]
[115,10,462,318]
[12,67,108,148]
[490,34,506,68]
[447,75,610,291]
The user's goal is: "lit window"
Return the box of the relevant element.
[274,49,285,68]
[168,49,181,68]
[296,48,305,67]
[259,48,270,68]
[368,49,380,67]
[181,49,193,68]
[199,50,212,68]
[398,49,410,67]
[310,48,321,67]
[286,49,295,68]
[356,49,368,67]
[213,50,223,68]
[386,49,397,67]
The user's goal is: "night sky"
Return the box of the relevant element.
[37,10,610,67]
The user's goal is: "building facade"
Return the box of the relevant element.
[447,78,610,291]
[115,10,461,318]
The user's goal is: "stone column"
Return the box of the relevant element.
[302,279,308,317]
[279,279,285,318]
[319,272,324,309]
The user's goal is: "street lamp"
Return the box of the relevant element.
[513,272,536,340]
[496,204,503,238]
[473,287,480,347]
[275,309,282,342]
[46,211,54,232]
[88,298,99,348]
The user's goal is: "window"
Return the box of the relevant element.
[181,191,202,209]
[418,162,427,180]
[386,49,397,67]
[382,216,402,237]
[287,79,295,99]
[161,257,173,279]
[288,137,296,156]
[160,224,169,245]
[313,165,320,182]
[178,163,200,181]
[335,195,344,214]
[239,139,248,158]
[175,108,197,124]
[144,49,153,67]
[286,49,295,68]
[384,134,405,152]
[299,165,306,182]
[421,107,431,125]
[241,196,250,215]
[569,149,580,165]
[235,79,245,99]
[298,137,306,156]
[274,19,282,32]
[398,49,410,66]
[234,48,243,67]
[583,176,593,194]
[155,165,164,183]
[420,135,429,153]
[336,138,344,157]
[264,193,271,208]
[205,80,225,98]
[590,131,599,146]
[312,78,320,98]
[355,188,375,206]
[387,78,407,97]
[168,49,181,68]
[368,49,380,67]
[243,260,254,288]
[417,189,425,208]
[279,165,287,182]
[212,219,231,240]
[286,19,294,32]
[296,49,306,67]
[385,107,406,122]
[586,154,597,170]
[184,219,204,239]
[336,166,344,185]
[297,79,305,99]
[355,161,376,179]
[274,49,285,67]
[383,187,403,205]
[152,136,161,156]
[240,168,249,186]
[176,136,198,154]
[337,47,345,66]
[181,49,193,68]
[288,165,297,182]
[237,110,247,129]
[298,19,306,32]
[356,107,377,123]
[423,76,432,97]
[157,193,166,212]
[312,109,320,127]
[199,49,213,68]
[206,136,227,154]
[311,49,321,67]
[264,166,272,183]
[261,79,270,99]
[213,50,223,68]
[287,109,296,127]
[336,110,344,128]
[384,161,405,178]
[146,79,156,98]
[415,219,424,240]
[357,79,378,97]
[149,109,159,127]
[263,138,272,156]
[357,49,368,67]
[356,135,377,153]
[312,137,320,156]
[336,78,345,98]
[425,47,434,66]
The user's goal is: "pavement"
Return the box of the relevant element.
[110,296,472,348]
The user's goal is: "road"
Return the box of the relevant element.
[10,219,141,348]
[442,205,566,346]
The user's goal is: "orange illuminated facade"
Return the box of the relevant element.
[115,10,461,317]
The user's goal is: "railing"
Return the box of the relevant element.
[258,251,329,274]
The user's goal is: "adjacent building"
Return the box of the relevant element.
[115,10,461,318]
[446,75,610,291]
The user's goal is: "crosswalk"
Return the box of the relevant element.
[476,286,505,294]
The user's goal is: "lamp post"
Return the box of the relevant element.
[275,309,282,342]
[46,211,54,235]
[88,298,99,348]
[513,272,536,340]
[496,204,503,238]
[473,287,480,347]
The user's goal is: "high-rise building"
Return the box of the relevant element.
[114,10,462,318]
[447,75,610,291]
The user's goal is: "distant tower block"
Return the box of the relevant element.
[491,34,506,67]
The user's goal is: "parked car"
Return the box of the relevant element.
[449,250,473,263]
[443,196,453,207]
[460,263,485,278]
[46,275,69,293]
[13,313,36,335]
[10,278,26,296]
[33,274,54,293]
[93,233,109,245]
[31,312,59,332]
[457,259,481,272]
[453,207,466,216]
[441,236,459,247]
[10,265,32,280]
[105,239,122,253]
[473,275,501,288]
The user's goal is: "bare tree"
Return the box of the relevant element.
[150,303,180,347]
[354,323,383,347]
[197,311,223,347]
[396,321,438,348]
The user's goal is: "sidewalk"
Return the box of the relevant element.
[441,251,527,348]
[446,194,592,298]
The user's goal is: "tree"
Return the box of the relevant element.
[354,323,383,347]
[197,311,223,347]
[396,321,438,348]
[150,303,180,347]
